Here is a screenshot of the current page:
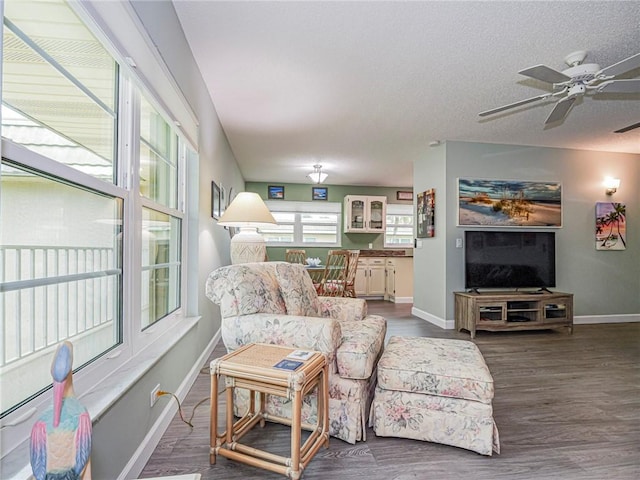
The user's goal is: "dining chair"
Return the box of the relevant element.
[343,250,360,297]
[317,250,348,297]
[285,249,306,264]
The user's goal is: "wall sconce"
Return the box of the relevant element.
[604,177,620,195]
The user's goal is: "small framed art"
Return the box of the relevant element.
[268,185,285,199]
[211,181,221,219]
[396,190,413,201]
[595,202,626,250]
[312,186,328,201]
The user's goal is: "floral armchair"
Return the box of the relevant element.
[205,261,387,444]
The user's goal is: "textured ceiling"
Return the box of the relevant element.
[173,1,640,187]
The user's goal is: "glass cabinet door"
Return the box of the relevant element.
[369,199,384,231]
[344,195,387,233]
[349,198,365,230]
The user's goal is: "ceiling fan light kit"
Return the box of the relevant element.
[479,51,640,125]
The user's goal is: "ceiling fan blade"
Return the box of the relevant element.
[598,52,640,77]
[614,121,640,133]
[479,93,552,117]
[595,79,640,94]
[545,96,576,124]
[519,65,572,84]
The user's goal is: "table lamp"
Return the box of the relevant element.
[217,192,276,264]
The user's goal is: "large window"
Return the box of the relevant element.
[139,97,182,329]
[140,96,178,209]
[2,0,118,182]
[262,201,341,247]
[141,208,181,329]
[385,204,414,247]
[0,0,189,422]
[0,162,122,413]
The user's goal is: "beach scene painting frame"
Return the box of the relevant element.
[458,178,562,227]
[595,202,626,250]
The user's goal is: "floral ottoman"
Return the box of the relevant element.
[369,336,500,455]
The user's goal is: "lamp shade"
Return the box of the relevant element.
[217,192,276,264]
[217,192,276,227]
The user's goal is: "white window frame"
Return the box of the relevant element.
[0,0,197,462]
[384,203,415,248]
[264,200,342,248]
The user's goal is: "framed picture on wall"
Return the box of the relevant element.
[595,202,626,250]
[417,189,435,238]
[312,186,328,200]
[457,178,562,227]
[268,185,285,199]
[396,190,413,201]
[211,181,221,219]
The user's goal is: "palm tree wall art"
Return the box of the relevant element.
[595,202,626,250]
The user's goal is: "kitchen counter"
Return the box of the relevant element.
[358,249,412,257]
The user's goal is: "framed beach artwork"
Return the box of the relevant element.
[595,202,626,250]
[267,185,285,200]
[458,178,562,227]
[312,186,328,200]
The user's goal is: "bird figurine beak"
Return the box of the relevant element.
[51,342,73,428]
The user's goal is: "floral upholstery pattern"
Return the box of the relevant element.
[370,387,500,456]
[206,261,387,444]
[220,313,342,373]
[234,374,372,444]
[337,315,386,380]
[274,262,320,317]
[371,335,500,455]
[206,263,286,317]
[318,295,367,321]
[378,336,494,404]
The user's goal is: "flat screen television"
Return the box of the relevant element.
[464,231,556,290]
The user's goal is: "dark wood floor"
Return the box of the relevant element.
[140,301,640,480]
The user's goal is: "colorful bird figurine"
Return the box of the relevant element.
[30,341,92,480]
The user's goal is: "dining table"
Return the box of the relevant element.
[304,265,325,284]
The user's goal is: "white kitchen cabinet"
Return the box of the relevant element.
[355,258,386,297]
[344,195,387,233]
[384,258,414,303]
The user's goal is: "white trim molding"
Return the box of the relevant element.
[411,306,455,330]
[574,314,640,324]
[410,307,640,332]
[118,329,221,480]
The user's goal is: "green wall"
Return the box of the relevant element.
[246,182,413,261]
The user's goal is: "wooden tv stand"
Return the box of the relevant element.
[454,291,573,338]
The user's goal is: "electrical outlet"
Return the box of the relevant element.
[150,384,161,407]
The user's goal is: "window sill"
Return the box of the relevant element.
[1,315,202,480]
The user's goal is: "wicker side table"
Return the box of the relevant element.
[210,343,329,479]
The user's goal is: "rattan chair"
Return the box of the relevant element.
[343,250,360,297]
[317,250,348,297]
[285,249,306,264]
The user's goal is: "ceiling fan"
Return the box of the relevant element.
[479,51,640,125]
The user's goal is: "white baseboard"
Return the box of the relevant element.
[411,306,455,330]
[410,307,639,331]
[119,329,221,480]
[574,313,640,324]
[391,296,413,304]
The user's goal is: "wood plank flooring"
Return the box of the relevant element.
[140,301,640,480]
